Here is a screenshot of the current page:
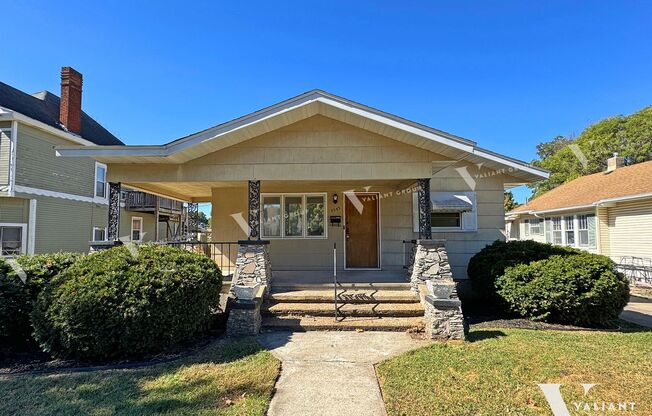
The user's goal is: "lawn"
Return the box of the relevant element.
[0,337,280,416]
[377,327,652,416]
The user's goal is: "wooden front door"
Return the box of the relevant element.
[345,193,379,268]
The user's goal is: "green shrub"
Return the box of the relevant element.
[0,253,80,350]
[496,253,630,326]
[467,240,579,301]
[32,244,222,360]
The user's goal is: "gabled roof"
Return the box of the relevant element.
[0,81,123,145]
[510,160,652,214]
[55,89,548,183]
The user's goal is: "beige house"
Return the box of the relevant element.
[58,90,548,290]
[507,157,652,263]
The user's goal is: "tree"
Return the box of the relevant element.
[195,211,210,229]
[504,191,519,212]
[529,106,652,197]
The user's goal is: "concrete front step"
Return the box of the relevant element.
[268,289,420,304]
[272,282,412,290]
[263,301,425,317]
[262,315,424,332]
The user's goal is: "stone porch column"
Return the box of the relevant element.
[107,182,121,241]
[417,178,432,239]
[410,239,466,340]
[248,180,261,239]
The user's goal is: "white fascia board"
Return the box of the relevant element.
[528,204,595,215]
[594,192,652,206]
[472,147,550,180]
[0,108,96,146]
[53,91,545,179]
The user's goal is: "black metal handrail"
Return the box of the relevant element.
[166,241,239,278]
[333,242,339,321]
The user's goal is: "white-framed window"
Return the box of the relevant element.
[578,214,590,247]
[545,213,596,249]
[131,217,143,242]
[92,227,107,242]
[0,223,27,256]
[412,191,477,232]
[261,194,327,239]
[529,218,542,235]
[551,217,563,245]
[94,162,107,199]
[524,219,530,236]
[564,216,575,246]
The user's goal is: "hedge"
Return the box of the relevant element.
[467,240,579,301]
[32,244,222,360]
[496,253,630,326]
[0,253,80,350]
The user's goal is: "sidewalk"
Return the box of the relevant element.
[257,331,429,416]
[620,296,652,328]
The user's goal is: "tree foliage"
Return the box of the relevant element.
[529,106,652,197]
[503,191,519,213]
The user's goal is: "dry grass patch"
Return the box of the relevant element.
[377,328,652,415]
[0,337,280,416]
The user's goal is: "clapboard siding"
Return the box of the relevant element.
[0,130,11,186]
[0,197,29,223]
[33,196,107,253]
[15,124,96,197]
[119,211,157,242]
[607,199,652,260]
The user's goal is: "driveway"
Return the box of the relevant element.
[257,331,430,416]
[620,295,652,328]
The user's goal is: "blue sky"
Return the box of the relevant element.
[2,1,651,210]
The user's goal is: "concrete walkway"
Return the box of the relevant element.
[257,331,430,416]
[620,295,652,328]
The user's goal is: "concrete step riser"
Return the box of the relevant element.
[261,325,413,332]
[262,309,423,318]
[267,296,420,304]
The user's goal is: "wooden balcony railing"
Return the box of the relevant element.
[124,191,183,213]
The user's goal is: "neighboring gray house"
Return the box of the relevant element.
[0,67,123,255]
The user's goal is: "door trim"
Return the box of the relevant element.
[343,192,381,270]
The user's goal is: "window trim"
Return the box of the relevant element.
[92,226,107,242]
[260,193,328,240]
[0,223,27,257]
[529,218,542,235]
[412,191,477,233]
[131,216,143,242]
[94,162,108,201]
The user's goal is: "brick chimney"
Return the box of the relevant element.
[59,67,83,134]
[607,153,625,172]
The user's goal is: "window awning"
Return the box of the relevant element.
[431,194,474,213]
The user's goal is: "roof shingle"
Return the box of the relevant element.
[512,160,652,213]
[0,81,123,145]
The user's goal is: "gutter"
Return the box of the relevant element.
[509,192,652,217]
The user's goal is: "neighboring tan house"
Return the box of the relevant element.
[58,90,548,292]
[0,68,186,256]
[506,156,652,262]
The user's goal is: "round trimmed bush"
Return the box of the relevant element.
[496,253,629,326]
[0,253,80,350]
[32,244,222,360]
[467,240,579,301]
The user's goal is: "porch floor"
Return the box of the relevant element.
[273,270,409,286]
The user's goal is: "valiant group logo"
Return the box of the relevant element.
[538,384,636,415]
